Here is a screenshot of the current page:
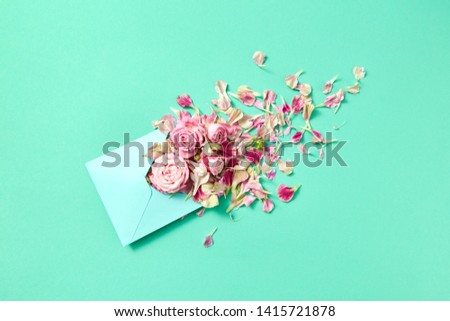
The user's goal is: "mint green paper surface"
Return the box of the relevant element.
[1,0,449,300]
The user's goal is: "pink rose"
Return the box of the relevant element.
[170,126,204,159]
[148,153,190,194]
[207,123,229,144]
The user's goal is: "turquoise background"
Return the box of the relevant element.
[1,0,449,300]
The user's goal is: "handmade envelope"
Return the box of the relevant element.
[86,130,201,246]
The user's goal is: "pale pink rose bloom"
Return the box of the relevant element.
[324,89,344,108]
[176,94,193,107]
[252,51,266,66]
[263,198,274,213]
[148,153,190,194]
[276,184,301,202]
[207,123,229,144]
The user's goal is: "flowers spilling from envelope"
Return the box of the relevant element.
[86,52,366,246]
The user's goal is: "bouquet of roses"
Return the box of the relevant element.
[147,52,366,218]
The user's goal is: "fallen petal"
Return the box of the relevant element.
[346,82,360,94]
[276,184,301,202]
[263,198,274,213]
[176,94,193,107]
[291,131,303,143]
[196,207,206,217]
[203,227,217,248]
[353,66,366,80]
[323,75,338,94]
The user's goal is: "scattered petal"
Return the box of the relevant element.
[297,143,309,154]
[263,90,276,106]
[176,94,193,108]
[277,159,294,175]
[319,147,323,159]
[196,207,206,217]
[291,131,303,143]
[291,95,305,114]
[276,184,301,202]
[253,51,266,67]
[346,82,360,94]
[299,83,311,97]
[284,70,303,89]
[203,227,217,248]
[323,75,338,94]
[302,103,315,122]
[266,169,276,180]
[312,130,324,143]
[243,195,256,207]
[263,198,274,213]
[353,66,366,80]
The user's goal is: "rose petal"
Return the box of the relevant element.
[299,83,311,97]
[291,131,303,144]
[353,66,366,80]
[203,227,217,248]
[262,198,274,213]
[276,184,301,202]
[297,143,309,154]
[284,70,303,89]
[312,130,324,143]
[253,51,266,67]
[176,94,193,107]
[266,169,276,180]
[346,82,360,94]
[196,208,206,217]
[323,75,338,94]
[277,159,294,175]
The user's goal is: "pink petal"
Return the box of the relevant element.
[196,208,206,217]
[203,227,217,248]
[353,66,366,80]
[291,95,304,114]
[291,131,303,143]
[253,51,266,66]
[176,94,193,107]
[263,198,274,213]
[276,184,301,202]
[322,75,338,94]
[312,130,324,142]
[203,235,213,247]
[319,147,323,159]
[243,195,256,207]
[267,170,276,180]
[263,90,276,105]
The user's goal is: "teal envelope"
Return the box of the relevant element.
[85,130,201,246]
